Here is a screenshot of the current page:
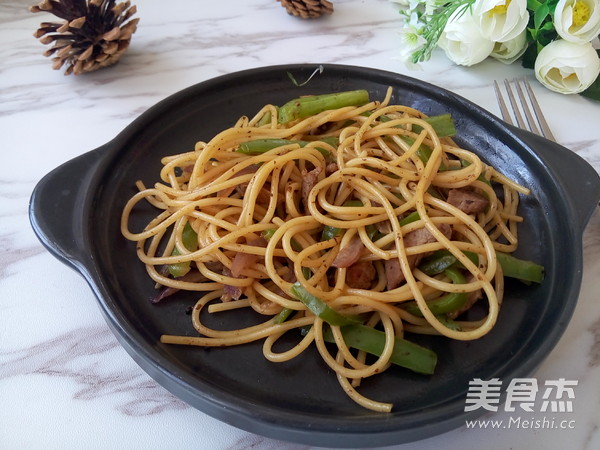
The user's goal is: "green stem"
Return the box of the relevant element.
[290,282,359,327]
[321,324,437,375]
[380,113,456,137]
[278,90,370,124]
[167,222,198,278]
[418,250,479,276]
[273,307,294,324]
[237,137,338,156]
[404,268,468,317]
[496,252,544,283]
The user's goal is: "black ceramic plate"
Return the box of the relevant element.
[30,64,600,447]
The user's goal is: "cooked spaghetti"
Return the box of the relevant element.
[121,88,542,412]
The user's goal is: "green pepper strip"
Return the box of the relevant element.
[167,222,198,278]
[419,249,544,284]
[290,282,359,327]
[321,324,437,375]
[261,229,277,240]
[261,228,302,251]
[399,210,420,226]
[404,268,468,317]
[379,113,456,138]
[255,107,279,127]
[273,307,294,324]
[435,315,462,331]
[496,252,544,283]
[237,137,338,157]
[418,250,479,276]
[278,90,370,124]
[321,225,342,241]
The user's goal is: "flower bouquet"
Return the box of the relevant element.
[394,0,600,100]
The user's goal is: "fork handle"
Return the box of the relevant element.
[514,128,600,233]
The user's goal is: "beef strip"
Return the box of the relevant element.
[301,166,322,211]
[332,235,365,268]
[447,188,489,214]
[385,223,452,290]
[448,274,484,319]
[325,162,338,175]
[346,261,377,289]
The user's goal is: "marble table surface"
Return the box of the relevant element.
[1,1,599,449]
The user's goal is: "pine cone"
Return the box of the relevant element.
[277,0,333,19]
[30,0,139,75]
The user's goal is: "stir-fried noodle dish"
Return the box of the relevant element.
[121,88,544,412]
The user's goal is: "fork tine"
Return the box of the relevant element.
[514,78,541,136]
[493,80,512,125]
[522,78,556,142]
[503,79,527,130]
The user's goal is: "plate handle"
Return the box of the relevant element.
[29,145,109,271]
[514,129,600,233]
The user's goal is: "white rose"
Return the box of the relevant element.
[554,0,600,44]
[438,10,495,66]
[491,29,528,64]
[534,40,600,94]
[473,0,530,42]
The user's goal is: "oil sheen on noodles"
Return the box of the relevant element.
[121,87,532,413]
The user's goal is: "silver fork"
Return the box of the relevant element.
[493,78,556,142]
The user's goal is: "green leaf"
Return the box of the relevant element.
[534,4,550,30]
[521,42,538,69]
[580,75,600,102]
[546,0,560,14]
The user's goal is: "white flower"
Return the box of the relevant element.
[438,9,495,66]
[491,29,527,64]
[534,40,600,94]
[398,28,427,69]
[554,0,600,44]
[473,0,530,42]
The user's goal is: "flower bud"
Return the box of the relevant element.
[491,29,527,64]
[534,40,600,94]
[554,0,600,44]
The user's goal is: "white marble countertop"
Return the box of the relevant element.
[1,1,599,449]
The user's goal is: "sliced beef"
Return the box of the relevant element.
[332,235,365,268]
[384,258,405,291]
[447,188,488,214]
[325,162,338,175]
[346,261,376,289]
[385,223,452,290]
[403,223,452,247]
[301,166,322,210]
